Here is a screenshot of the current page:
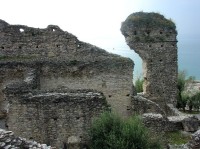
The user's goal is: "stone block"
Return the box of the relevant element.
[182,116,199,132]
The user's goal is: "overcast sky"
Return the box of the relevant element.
[1,0,200,78]
[1,0,199,49]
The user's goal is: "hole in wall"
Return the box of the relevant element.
[36,45,39,48]
[149,45,152,47]
[52,29,56,32]
[53,117,58,121]
[108,95,112,98]
[160,31,163,34]
[127,106,131,110]
[5,124,8,129]
[134,31,137,35]
[159,59,163,62]
[29,137,33,140]
[56,44,60,48]
[1,46,4,49]
[76,117,80,120]
[19,28,24,32]
[146,31,150,35]
[161,44,164,47]
[172,44,175,47]
[19,46,22,49]
[126,94,130,97]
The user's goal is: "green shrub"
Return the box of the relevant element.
[176,70,188,110]
[89,112,162,149]
[176,70,200,112]
[135,77,144,93]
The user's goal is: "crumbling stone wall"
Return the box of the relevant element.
[132,95,165,115]
[121,12,178,114]
[0,128,52,148]
[0,19,134,117]
[0,64,27,118]
[5,85,108,148]
[142,113,199,133]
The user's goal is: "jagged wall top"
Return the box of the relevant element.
[0,20,128,63]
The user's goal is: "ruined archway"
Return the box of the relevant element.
[121,12,178,114]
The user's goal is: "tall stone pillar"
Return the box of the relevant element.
[121,12,178,114]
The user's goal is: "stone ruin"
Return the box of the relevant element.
[0,128,52,148]
[121,12,178,115]
[0,19,133,148]
[0,12,199,149]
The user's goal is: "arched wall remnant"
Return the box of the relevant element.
[121,12,178,114]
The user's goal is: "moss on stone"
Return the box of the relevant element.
[125,12,176,29]
[165,131,191,145]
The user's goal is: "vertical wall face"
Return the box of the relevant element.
[0,19,134,117]
[6,90,108,148]
[121,12,178,113]
[39,59,133,117]
[0,66,26,117]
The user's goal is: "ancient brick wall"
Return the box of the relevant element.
[39,59,133,117]
[121,12,178,114]
[6,88,108,148]
[0,19,134,117]
[0,64,27,117]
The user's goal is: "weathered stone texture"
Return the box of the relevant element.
[142,113,199,133]
[182,117,199,132]
[0,19,134,117]
[131,95,165,115]
[0,128,52,149]
[186,129,200,149]
[39,59,133,117]
[5,88,108,148]
[142,113,167,133]
[0,65,26,117]
[121,12,178,114]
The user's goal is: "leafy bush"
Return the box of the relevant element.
[89,112,162,149]
[135,77,144,93]
[176,70,200,112]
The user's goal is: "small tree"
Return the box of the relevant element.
[177,70,186,92]
[179,92,190,112]
[190,92,200,111]
[176,70,199,112]
[135,77,144,93]
[176,71,187,110]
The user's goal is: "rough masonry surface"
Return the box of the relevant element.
[121,12,178,115]
[0,19,134,148]
[0,19,134,117]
